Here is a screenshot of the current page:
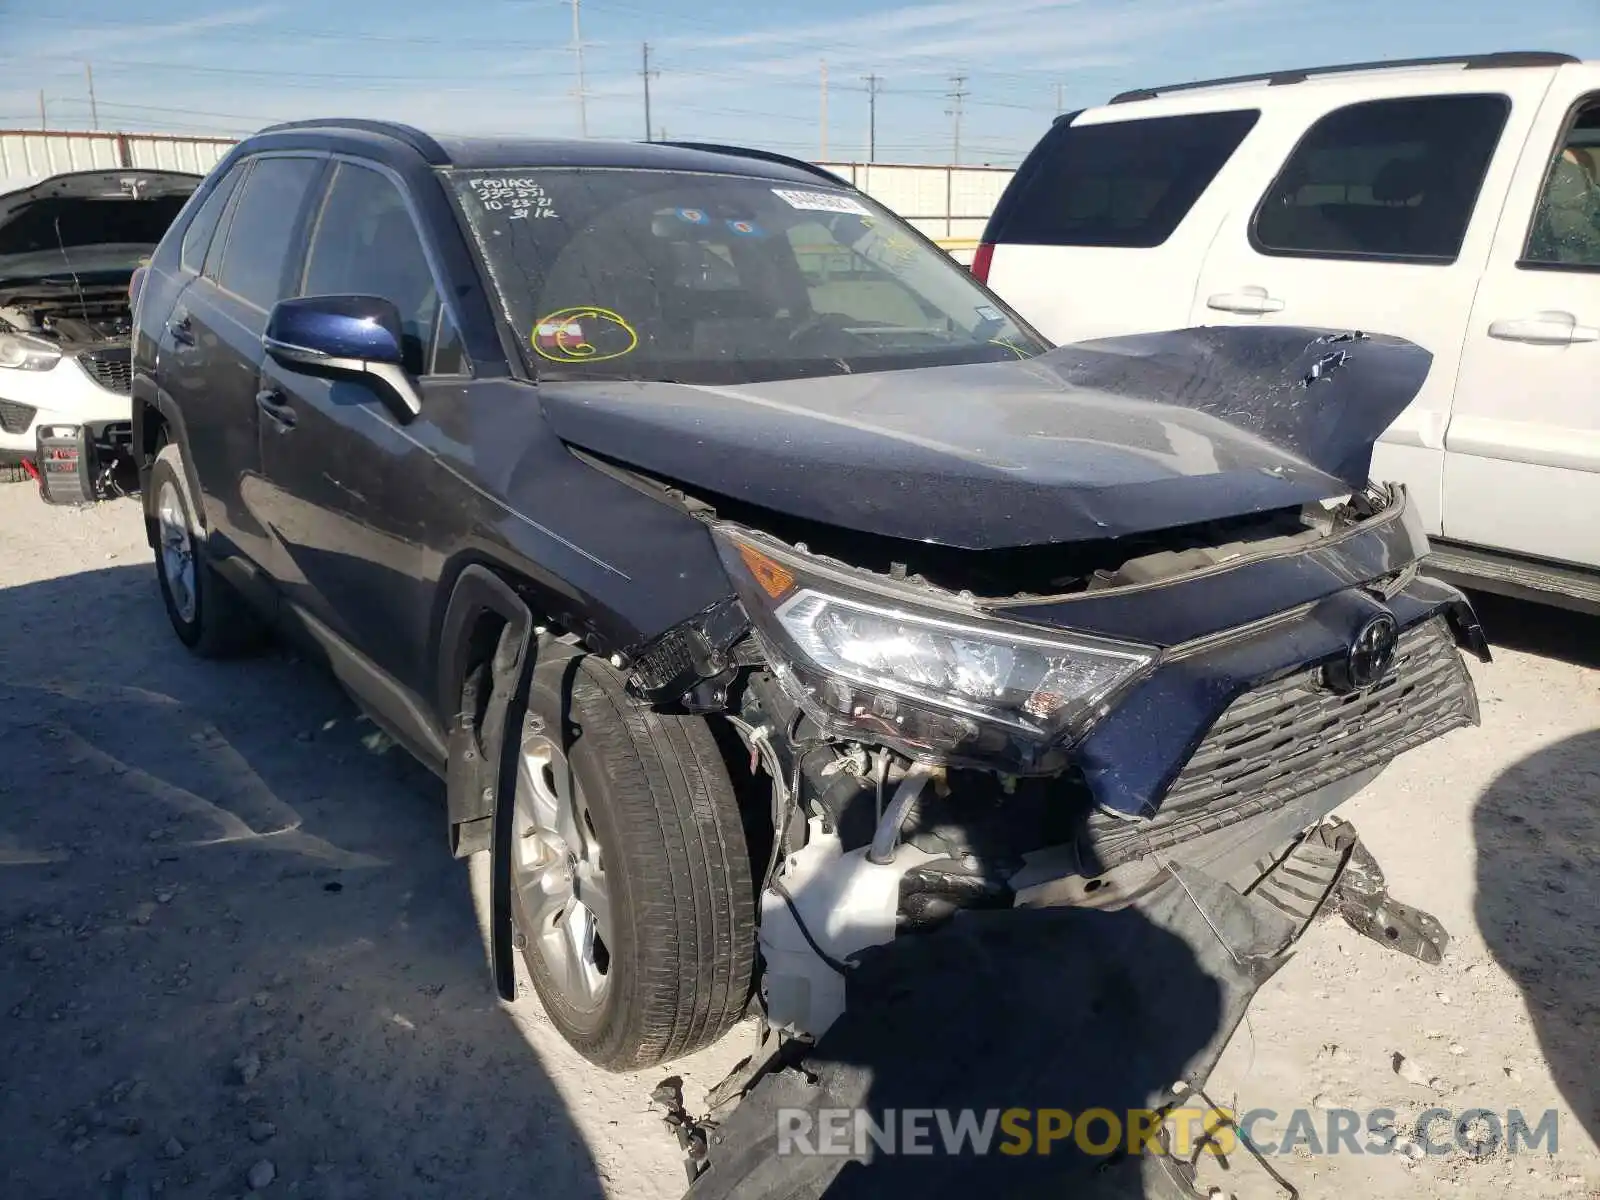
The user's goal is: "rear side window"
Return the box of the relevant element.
[985,110,1259,248]
[1252,94,1510,263]
[213,156,322,310]
[179,163,246,275]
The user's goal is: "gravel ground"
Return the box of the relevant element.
[1,484,1597,1200]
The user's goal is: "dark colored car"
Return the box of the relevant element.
[130,120,1487,1186]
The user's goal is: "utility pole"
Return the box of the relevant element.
[640,42,659,141]
[946,74,968,166]
[819,59,828,160]
[569,0,589,137]
[38,90,46,131]
[861,73,882,162]
[85,63,99,130]
[1055,81,1064,114]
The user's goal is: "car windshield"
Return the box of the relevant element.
[448,167,1048,384]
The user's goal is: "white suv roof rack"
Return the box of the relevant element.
[1106,50,1577,106]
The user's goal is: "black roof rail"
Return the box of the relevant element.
[654,141,851,187]
[254,118,451,164]
[1108,50,1578,104]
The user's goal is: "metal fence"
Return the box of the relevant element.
[0,129,235,187]
[1,131,1013,262]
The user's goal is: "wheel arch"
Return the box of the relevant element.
[132,392,204,548]
[433,561,546,1001]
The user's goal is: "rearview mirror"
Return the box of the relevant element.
[262,295,421,422]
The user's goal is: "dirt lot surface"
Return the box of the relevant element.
[2,484,1597,1200]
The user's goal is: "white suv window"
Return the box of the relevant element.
[986,110,1259,249]
[1522,97,1600,269]
[1251,94,1510,263]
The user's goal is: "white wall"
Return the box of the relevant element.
[0,130,233,190]
[818,161,1014,260]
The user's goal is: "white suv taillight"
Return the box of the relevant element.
[970,242,994,284]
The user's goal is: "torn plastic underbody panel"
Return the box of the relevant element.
[680,812,1438,1200]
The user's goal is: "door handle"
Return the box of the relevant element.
[255,388,297,429]
[1487,311,1599,346]
[1206,286,1285,315]
[168,313,195,346]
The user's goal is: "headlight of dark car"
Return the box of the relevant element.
[713,524,1158,771]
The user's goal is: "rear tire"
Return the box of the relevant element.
[148,444,266,658]
[508,651,757,1071]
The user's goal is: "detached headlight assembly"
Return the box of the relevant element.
[714,525,1157,772]
[0,331,61,372]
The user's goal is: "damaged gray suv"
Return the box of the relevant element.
[127,120,1489,1194]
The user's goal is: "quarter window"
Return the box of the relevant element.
[213,156,322,309]
[430,308,467,376]
[301,163,442,375]
[1251,94,1510,263]
[984,110,1260,249]
[1522,98,1600,269]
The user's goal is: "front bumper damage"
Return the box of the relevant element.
[642,494,1486,1198]
[681,815,1446,1200]
[753,598,1479,1043]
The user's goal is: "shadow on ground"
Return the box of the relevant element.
[1475,727,1600,1154]
[1470,593,1600,1149]
[687,877,1283,1199]
[0,563,600,1199]
[1468,591,1600,669]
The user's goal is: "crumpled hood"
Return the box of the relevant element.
[538,326,1431,550]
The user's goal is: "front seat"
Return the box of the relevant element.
[1529,154,1600,264]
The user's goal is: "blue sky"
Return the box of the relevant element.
[2,0,1596,165]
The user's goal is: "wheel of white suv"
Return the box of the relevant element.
[148,443,266,658]
[508,651,757,1071]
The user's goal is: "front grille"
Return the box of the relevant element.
[0,398,37,434]
[1090,617,1475,864]
[77,348,133,395]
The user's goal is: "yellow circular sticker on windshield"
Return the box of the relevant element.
[532,306,639,363]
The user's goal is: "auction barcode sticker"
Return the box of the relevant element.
[771,188,871,215]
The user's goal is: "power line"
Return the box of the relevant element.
[946,73,968,166]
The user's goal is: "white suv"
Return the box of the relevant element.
[0,169,199,498]
[978,51,1600,612]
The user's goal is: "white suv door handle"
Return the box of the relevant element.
[1206,286,1285,315]
[1487,311,1599,345]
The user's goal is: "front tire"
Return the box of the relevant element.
[148,444,265,658]
[509,651,757,1071]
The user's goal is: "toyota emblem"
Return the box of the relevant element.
[1325,613,1399,693]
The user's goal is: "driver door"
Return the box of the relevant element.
[255,160,467,712]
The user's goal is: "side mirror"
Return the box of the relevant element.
[262,295,421,422]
